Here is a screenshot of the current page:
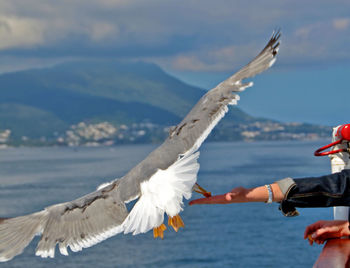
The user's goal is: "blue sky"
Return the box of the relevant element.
[0,0,349,126]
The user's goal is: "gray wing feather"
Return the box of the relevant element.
[0,181,128,261]
[0,213,46,261]
[221,30,281,84]
[174,30,281,148]
[36,182,128,257]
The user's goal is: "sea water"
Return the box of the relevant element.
[0,141,334,267]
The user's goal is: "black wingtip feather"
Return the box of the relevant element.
[270,29,281,57]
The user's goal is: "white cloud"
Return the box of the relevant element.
[157,41,264,72]
[92,0,130,8]
[282,18,350,65]
[172,55,208,71]
[0,55,76,74]
[0,16,46,49]
[0,0,350,72]
[333,18,350,30]
[89,22,118,41]
[294,26,313,39]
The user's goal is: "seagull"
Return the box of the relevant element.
[0,31,280,261]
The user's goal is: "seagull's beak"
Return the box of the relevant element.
[193,183,212,198]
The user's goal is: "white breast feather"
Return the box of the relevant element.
[122,151,200,235]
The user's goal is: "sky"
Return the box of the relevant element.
[0,0,349,126]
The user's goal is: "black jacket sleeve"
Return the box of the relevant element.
[277,169,350,217]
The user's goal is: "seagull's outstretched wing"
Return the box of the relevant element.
[0,31,280,262]
[0,182,128,260]
[116,31,280,235]
[165,30,281,155]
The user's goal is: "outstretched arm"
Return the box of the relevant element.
[190,170,350,215]
[189,183,284,205]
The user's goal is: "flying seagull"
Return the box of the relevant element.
[0,31,280,261]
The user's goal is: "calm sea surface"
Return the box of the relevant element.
[0,141,334,267]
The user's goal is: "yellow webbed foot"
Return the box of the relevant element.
[153,224,167,239]
[193,183,212,198]
[168,214,185,232]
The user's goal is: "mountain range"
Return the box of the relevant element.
[0,60,328,145]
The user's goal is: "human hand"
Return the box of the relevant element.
[304,220,350,245]
[189,187,249,205]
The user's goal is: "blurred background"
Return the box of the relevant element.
[0,0,349,127]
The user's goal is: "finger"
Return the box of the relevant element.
[313,227,336,240]
[307,234,314,245]
[307,228,335,244]
[305,226,316,239]
[304,221,323,239]
[189,194,227,205]
[315,239,325,245]
[311,237,321,245]
[304,222,321,238]
[225,188,246,202]
[320,240,325,245]
[225,191,242,202]
[307,235,313,246]
[226,193,233,201]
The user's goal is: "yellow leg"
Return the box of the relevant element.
[153,224,167,239]
[168,214,185,232]
[193,183,212,198]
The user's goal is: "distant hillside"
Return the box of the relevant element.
[0,60,255,140]
[0,60,329,145]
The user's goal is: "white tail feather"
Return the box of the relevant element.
[122,151,200,235]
